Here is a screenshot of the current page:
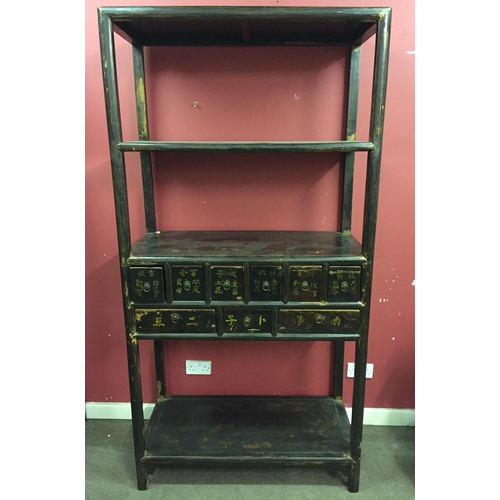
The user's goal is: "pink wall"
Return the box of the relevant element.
[85,0,414,408]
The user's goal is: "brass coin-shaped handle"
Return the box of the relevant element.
[315,314,325,325]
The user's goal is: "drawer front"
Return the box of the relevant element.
[223,309,272,334]
[172,265,204,301]
[250,266,282,301]
[135,309,216,333]
[211,266,243,301]
[328,266,361,302]
[278,309,360,334]
[130,267,165,304]
[289,266,322,302]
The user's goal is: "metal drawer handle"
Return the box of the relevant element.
[315,314,325,325]
[243,316,251,327]
[170,313,180,323]
[143,282,151,292]
[262,280,270,292]
[341,281,349,292]
[223,279,231,291]
[183,280,191,291]
[301,281,309,292]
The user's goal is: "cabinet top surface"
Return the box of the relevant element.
[128,231,364,263]
[98,6,391,46]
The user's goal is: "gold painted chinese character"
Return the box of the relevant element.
[225,314,237,331]
[153,316,165,327]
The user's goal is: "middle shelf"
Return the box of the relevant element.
[118,141,374,153]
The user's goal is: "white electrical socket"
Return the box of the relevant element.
[346,363,374,378]
[186,360,211,375]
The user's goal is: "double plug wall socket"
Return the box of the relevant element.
[186,360,212,375]
[347,362,374,378]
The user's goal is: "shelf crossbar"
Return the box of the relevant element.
[117,141,374,153]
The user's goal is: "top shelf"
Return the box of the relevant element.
[99,6,390,46]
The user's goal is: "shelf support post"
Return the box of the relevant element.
[98,8,149,490]
[341,43,361,233]
[350,8,391,493]
[133,43,157,233]
[98,9,132,260]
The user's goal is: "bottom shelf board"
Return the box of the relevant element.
[142,396,354,466]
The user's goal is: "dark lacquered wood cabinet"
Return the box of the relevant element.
[98,6,391,492]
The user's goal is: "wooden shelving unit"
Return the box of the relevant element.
[98,6,391,492]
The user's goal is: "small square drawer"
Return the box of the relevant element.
[278,309,360,334]
[135,309,216,333]
[172,265,204,301]
[211,266,243,301]
[250,266,282,301]
[289,266,322,302]
[130,267,165,304]
[328,266,361,302]
[223,309,272,334]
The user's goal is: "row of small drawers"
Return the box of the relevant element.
[130,264,362,304]
[135,307,360,335]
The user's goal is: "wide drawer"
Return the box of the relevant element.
[135,309,216,333]
[278,309,360,334]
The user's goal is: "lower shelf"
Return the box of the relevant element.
[142,396,354,466]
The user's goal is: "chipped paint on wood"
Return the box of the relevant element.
[135,310,146,322]
[242,441,272,450]
[161,435,179,445]
[136,76,148,137]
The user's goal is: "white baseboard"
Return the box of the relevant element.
[345,407,415,426]
[86,402,156,420]
[85,402,414,426]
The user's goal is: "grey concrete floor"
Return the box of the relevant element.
[86,420,414,499]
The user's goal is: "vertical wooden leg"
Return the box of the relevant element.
[349,337,368,493]
[333,341,345,399]
[154,339,166,399]
[348,459,361,493]
[126,337,148,490]
[136,462,149,490]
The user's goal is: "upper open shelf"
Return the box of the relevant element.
[117,141,374,153]
[100,6,389,46]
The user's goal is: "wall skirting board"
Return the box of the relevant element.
[85,402,415,426]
